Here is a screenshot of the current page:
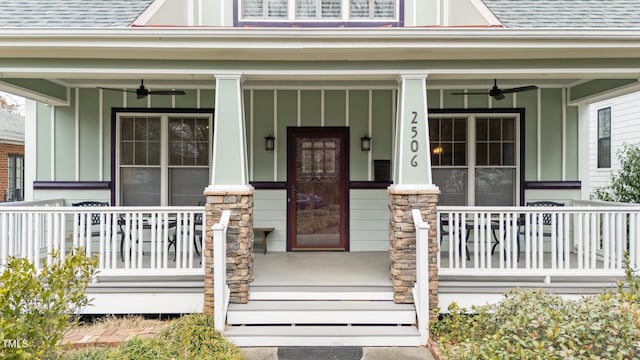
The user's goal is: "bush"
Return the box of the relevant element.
[61,314,244,360]
[594,142,640,202]
[433,281,640,359]
[0,250,97,359]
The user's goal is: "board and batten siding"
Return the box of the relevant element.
[588,91,640,197]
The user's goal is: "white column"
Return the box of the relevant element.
[390,73,436,190]
[207,74,252,192]
[24,100,37,201]
[578,103,591,200]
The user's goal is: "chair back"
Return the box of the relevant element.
[526,201,564,225]
[71,201,109,225]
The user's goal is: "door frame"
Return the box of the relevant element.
[286,127,350,251]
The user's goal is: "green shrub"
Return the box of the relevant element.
[434,288,640,359]
[60,314,244,360]
[0,250,97,360]
[594,142,640,202]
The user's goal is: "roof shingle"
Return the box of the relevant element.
[0,0,154,27]
[482,0,640,28]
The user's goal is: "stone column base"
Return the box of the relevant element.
[388,187,439,317]
[203,187,254,315]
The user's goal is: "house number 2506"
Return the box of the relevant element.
[410,111,419,167]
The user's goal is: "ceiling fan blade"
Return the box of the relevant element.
[451,91,490,95]
[500,85,538,94]
[97,87,138,94]
[148,90,186,96]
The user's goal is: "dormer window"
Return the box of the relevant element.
[238,0,401,26]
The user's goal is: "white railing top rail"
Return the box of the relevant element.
[0,206,204,213]
[572,199,637,207]
[0,198,64,207]
[438,205,640,213]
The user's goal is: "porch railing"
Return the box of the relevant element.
[411,209,429,346]
[437,206,640,277]
[0,206,205,275]
[214,210,231,332]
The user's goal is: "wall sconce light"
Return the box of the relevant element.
[360,135,371,152]
[264,134,275,151]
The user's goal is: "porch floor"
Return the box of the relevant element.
[252,252,391,287]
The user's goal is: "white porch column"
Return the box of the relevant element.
[578,103,591,200]
[207,74,250,190]
[204,74,254,313]
[388,73,439,317]
[392,73,435,190]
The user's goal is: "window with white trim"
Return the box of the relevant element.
[7,154,24,202]
[597,107,611,169]
[239,0,398,22]
[430,114,520,206]
[117,113,212,206]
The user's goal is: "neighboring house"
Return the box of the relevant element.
[1,0,640,347]
[587,91,640,197]
[0,109,24,202]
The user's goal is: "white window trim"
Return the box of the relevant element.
[237,0,400,23]
[596,105,612,169]
[430,113,521,206]
[115,112,213,206]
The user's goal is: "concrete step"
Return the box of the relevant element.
[227,300,416,325]
[224,325,422,347]
[249,286,394,301]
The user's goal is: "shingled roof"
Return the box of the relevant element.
[0,109,24,143]
[0,0,154,27]
[482,0,640,28]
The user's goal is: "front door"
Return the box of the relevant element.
[287,127,348,250]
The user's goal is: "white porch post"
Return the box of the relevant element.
[578,103,591,200]
[204,74,255,314]
[388,73,439,317]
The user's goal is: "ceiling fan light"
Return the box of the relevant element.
[493,93,505,101]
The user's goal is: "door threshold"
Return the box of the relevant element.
[290,248,346,251]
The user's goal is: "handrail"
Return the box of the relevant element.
[214,210,231,333]
[411,209,429,346]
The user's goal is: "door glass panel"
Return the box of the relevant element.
[475,168,515,206]
[432,168,467,206]
[294,136,341,248]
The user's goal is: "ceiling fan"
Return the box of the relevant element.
[98,80,186,100]
[452,79,538,100]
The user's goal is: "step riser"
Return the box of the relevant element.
[227,311,416,325]
[227,336,423,347]
[249,292,394,301]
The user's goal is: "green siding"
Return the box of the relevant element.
[570,79,638,102]
[443,89,464,108]
[516,90,539,181]
[36,103,52,180]
[540,88,563,180]
[174,89,198,108]
[467,93,488,109]
[427,89,440,109]
[252,90,275,181]
[126,92,148,108]
[276,90,297,181]
[79,89,100,180]
[1,78,68,103]
[566,105,579,180]
[349,90,370,180]
[102,90,123,180]
[200,89,216,108]
[324,90,346,127]
[150,93,172,108]
[54,89,76,181]
[371,90,393,167]
[300,90,321,126]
